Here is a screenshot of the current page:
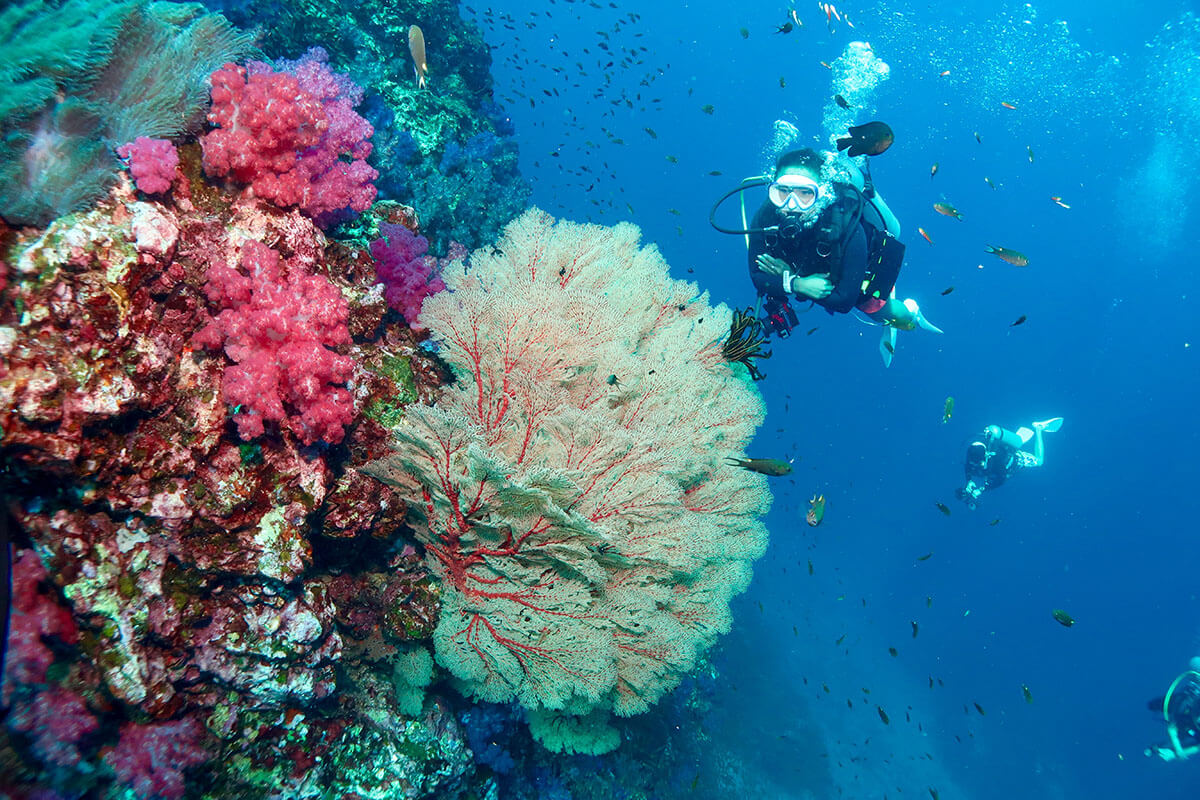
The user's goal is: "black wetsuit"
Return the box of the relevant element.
[964,442,1017,490]
[1169,675,1200,748]
[746,186,886,315]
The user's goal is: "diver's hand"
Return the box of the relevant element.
[793,274,833,299]
[754,253,790,277]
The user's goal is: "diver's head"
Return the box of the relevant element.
[967,442,988,464]
[769,148,825,215]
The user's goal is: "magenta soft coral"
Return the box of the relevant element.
[4,551,98,769]
[200,56,378,226]
[369,222,450,331]
[4,549,78,696]
[105,718,210,800]
[9,686,100,768]
[117,137,180,195]
[192,239,356,445]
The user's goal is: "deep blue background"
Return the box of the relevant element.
[468,1,1199,796]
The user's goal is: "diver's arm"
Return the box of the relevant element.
[1168,723,1199,760]
[747,235,780,296]
[748,207,787,297]
[756,254,831,299]
[818,226,867,313]
[793,274,832,299]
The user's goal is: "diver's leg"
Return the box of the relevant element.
[867,297,942,333]
[1026,418,1062,467]
[867,297,913,327]
[1029,426,1045,467]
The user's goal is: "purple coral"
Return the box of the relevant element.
[105,718,210,800]
[369,222,450,331]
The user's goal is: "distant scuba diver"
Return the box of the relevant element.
[956,418,1063,510]
[709,135,941,366]
[1147,662,1200,762]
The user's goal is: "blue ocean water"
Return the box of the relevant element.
[472,1,1200,797]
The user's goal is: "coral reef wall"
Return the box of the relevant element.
[0,0,773,795]
[0,159,468,796]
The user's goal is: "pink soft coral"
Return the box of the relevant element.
[4,549,77,697]
[117,137,179,195]
[10,686,99,768]
[105,718,209,800]
[200,57,378,227]
[192,239,356,445]
[369,222,451,331]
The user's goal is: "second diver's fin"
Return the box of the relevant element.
[880,326,897,367]
[1033,417,1064,433]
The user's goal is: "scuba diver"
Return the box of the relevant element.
[1147,662,1200,762]
[709,137,941,366]
[956,418,1063,510]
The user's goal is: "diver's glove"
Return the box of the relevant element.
[1148,744,1182,762]
[956,482,981,510]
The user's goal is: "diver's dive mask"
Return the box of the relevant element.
[768,174,821,212]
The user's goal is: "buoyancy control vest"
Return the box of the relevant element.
[761,183,905,305]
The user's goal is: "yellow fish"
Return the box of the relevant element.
[933,202,963,221]
[806,494,826,527]
[942,396,954,423]
[408,25,428,88]
[984,245,1029,267]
